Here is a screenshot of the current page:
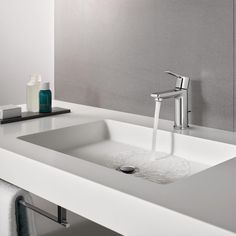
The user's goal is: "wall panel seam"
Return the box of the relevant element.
[233,0,235,131]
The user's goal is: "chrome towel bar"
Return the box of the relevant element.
[19,200,70,228]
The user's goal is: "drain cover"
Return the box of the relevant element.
[117,166,137,174]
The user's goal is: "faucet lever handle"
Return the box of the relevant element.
[165,71,190,90]
[165,71,182,79]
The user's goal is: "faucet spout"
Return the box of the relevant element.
[151,89,184,101]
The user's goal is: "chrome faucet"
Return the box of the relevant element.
[151,71,190,129]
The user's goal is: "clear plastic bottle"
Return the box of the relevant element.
[26,75,42,112]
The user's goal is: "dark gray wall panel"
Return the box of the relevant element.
[55,0,234,131]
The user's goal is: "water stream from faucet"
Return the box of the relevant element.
[151,100,162,155]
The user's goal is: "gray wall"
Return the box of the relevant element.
[0,0,54,105]
[55,0,235,131]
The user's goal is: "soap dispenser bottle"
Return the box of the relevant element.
[26,75,41,112]
[39,82,52,113]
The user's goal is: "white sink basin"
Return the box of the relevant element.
[19,120,236,184]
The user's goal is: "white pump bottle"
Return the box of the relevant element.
[26,75,42,112]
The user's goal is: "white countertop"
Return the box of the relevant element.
[0,100,236,236]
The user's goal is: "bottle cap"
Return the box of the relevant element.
[34,74,42,83]
[41,82,50,90]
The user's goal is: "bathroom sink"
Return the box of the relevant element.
[19,120,236,184]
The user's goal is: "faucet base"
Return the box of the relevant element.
[174,125,190,130]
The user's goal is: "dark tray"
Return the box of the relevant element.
[0,107,71,124]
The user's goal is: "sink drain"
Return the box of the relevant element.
[117,166,138,174]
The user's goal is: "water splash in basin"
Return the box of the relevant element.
[111,150,191,184]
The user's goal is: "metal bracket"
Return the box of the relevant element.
[19,200,70,228]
